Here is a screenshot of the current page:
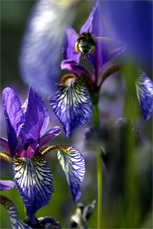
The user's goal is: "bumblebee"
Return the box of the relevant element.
[75,32,112,58]
[75,32,96,58]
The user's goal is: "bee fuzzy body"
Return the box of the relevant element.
[75,32,96,56]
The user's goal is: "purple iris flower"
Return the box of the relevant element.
[19,0,79,96]
[101,1,152,74]
[49,1,126,138]
[60,1,126,84]
[0,85,85,222]
[136,70,153,121]
[0,180,32,228]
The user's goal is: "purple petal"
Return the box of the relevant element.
[21,98,28,114]
[80,1,109,72]
[20,85,49,144]
[0,138,10,154]
[39,127,61,148]
[62,27,81,63]
[102,1,152,73]
[61,59,92,77]
[108,46,126,62]
[2,87,24,156]
[19,0,75,97]
[136,70,153,121]
[49,77,93,137]
[17,143,39,158]
[0,195,32,228]
[0,180,14,191]
[57,146,85,202]
[12,153,54,222]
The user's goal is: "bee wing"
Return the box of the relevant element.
[94,37,114,43]
[69,29,80,37]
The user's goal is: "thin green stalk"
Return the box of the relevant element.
[92,104,102,229]
[92,104,101,127]
[97,146,102,229]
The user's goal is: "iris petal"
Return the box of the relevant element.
[0,180,14,191]
[39,127,61,148]
[20,85,49,144]
[61,59,92,77]
[136,70,153,121]
[12,153,54,222]
[0,195,31,228]
[2,87,24,156]
[17,143,39,158]
[62,27,81,63]
[49,76,93,137]
[80,1,109,72]
[19,0,76,96]
[103,1,152,73]
[0,137,10,154]
[108,46,126,62]
[57,146,85,202]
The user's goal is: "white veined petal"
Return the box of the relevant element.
[57,145,85,202]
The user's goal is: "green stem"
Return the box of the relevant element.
[92,103,102,228]
[97,146,102,229]
[92,104,101,127]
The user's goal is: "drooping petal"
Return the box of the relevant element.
[49,76,93,137]
[57,145,85,202]
[0,137,10,154]
[19,85,49,144]
[0,195,32,229]
[39,145,85,202]
[19,0,77,97]
[2,87,24,156]
[80,1,109,72]
[62,26,81,63]
[0,151,12,164]
[0,180,14,191]
[108,46,126,62]
[61,59,92,78]
[136,70,153,121]
[39,127,61,148]
[12,153,54,222]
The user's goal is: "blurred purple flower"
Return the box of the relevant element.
[136,69,153,121]
[0,180,31,228]
[0,85,85,222]
[19,0,80,97]
[102,1,152,74]
[49,1,125,137]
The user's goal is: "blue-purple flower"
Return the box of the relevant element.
[0,180,32,228]
[136,69,153,121]
[101,1,152,74]
[0,85,85,222]
[49,1,126,137]
[19,0,80,96]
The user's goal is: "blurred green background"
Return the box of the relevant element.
[0,1,152,228]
